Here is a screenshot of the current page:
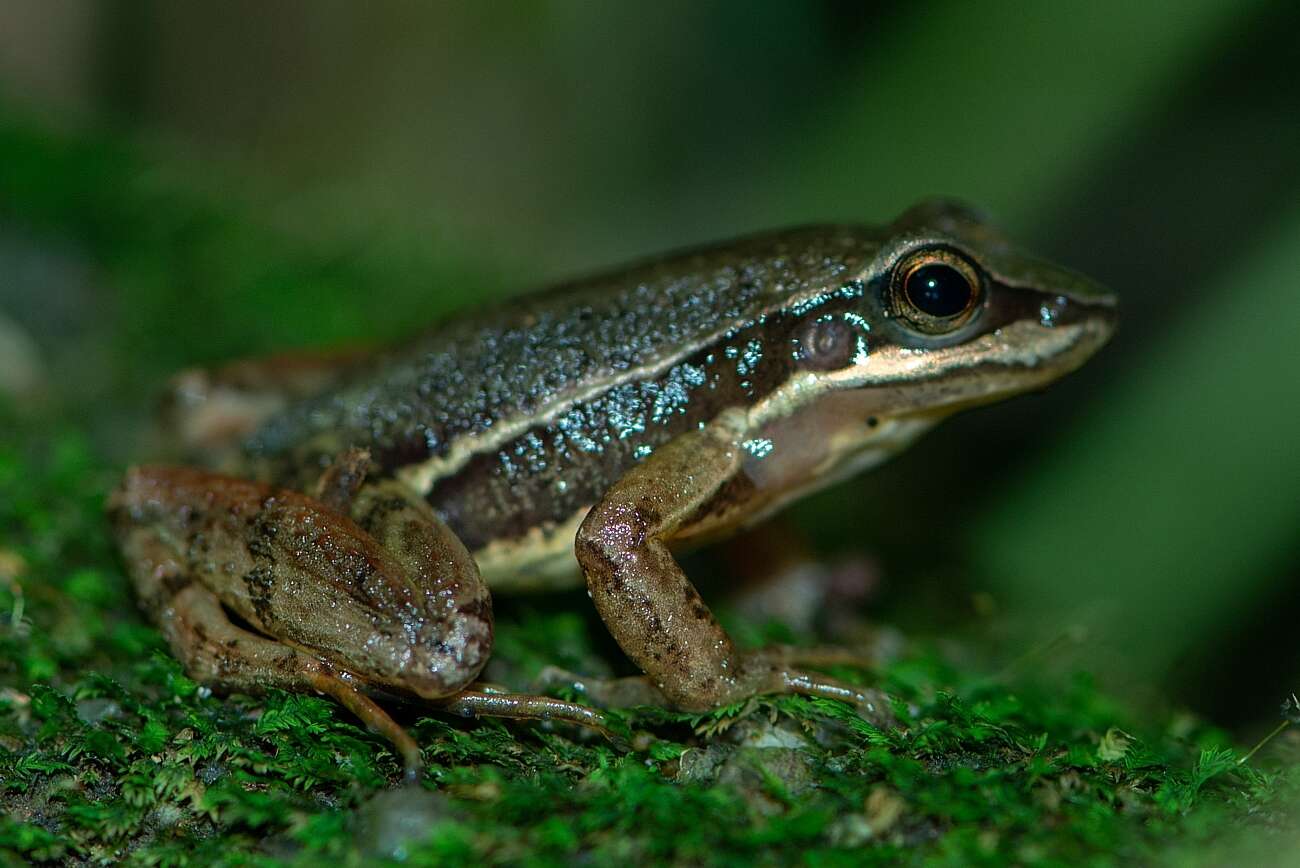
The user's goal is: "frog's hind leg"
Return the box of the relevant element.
[109,463,490,778]
[111,464,494,702]
[111,464,619,772]
[161,583,424,778]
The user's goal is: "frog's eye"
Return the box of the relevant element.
[796,315,857,370]
[890,248,983,334]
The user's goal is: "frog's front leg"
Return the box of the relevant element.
[575,412,892,722]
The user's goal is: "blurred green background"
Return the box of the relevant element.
[1,0,1297,737]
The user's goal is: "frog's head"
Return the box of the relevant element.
[835,197,1116,403]
[740,199,1117,503]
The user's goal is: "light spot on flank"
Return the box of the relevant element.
[735,340,764,377]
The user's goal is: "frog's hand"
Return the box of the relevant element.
[110,466,493,709]
[575,414,892,724]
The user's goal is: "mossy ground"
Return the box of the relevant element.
[1,110,1299,866]
[2,418,1299,866]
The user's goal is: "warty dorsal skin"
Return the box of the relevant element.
[245,224,881,495]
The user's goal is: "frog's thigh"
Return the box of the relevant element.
[161,582,423,773]
[575,418,894,721]
[111,465,492,699]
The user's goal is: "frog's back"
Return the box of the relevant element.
[246,226,875,485]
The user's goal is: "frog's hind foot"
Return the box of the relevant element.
[437,685,629,749]
[761,642,893,673]
[535,662,894,729]
[533,667,670,709]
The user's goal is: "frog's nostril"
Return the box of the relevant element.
[1041,287,1117,334]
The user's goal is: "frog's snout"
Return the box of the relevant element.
[1042,288,1116,331]
[1027,286,1118,384]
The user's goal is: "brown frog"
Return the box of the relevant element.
[108,200,1115,774]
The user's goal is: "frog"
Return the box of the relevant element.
[108,199,1115,775]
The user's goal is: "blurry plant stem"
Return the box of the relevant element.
[990,625,1089,682]
[1239,693,1299,766]
[4,577,24,631]
[1238,720,1289,766]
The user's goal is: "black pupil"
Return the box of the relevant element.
[905,263,972,318]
